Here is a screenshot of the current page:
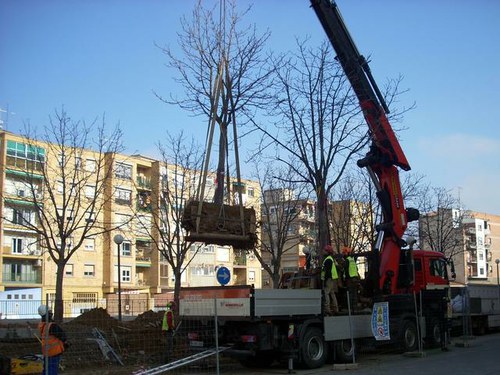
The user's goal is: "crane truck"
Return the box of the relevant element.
[178,0,452,369]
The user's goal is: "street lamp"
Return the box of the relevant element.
[495,259,500,303]
[114,234,124,321]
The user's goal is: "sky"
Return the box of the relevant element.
[1,0,500,215]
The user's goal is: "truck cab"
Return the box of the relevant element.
[412,250,450,294]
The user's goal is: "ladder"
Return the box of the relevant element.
[135,346,230,375]
[90,327,124,366]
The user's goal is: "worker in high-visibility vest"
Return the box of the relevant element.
[37,305,68,375]
[162,301,176,363]
[321,245,340,315]
[342,246,360,310]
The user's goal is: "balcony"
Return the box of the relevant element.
[3,272,42,284]
[115,198,131,206]
[137,176,152,190]
[467,242,477,249]
[136,256,152,267]
[136,249,152,267]
[2,247,41,257]
[233,255,247,266]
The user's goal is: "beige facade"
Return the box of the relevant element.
[0,130,261,315]
[419,208,500,286]
[459,212,500,285]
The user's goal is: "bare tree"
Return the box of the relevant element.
[156,0,273,205]
[417,185,464,260]
[252,39,413,266]
[2,108,123,321]
[254,163,311,288]
[253,40,370,259]
[135,132,204,307]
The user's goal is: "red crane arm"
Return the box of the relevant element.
[310,0,419,294]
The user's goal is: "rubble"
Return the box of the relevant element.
[0,308,168,373]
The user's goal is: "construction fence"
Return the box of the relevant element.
[0,289,488,375]
[0,298,239,375]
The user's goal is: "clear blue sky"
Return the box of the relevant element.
[1,0,499,215]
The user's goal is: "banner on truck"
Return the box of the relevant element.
[371,302,390,341]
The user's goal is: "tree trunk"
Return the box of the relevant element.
[316,184,330,265]
[272,272,281,289]
[213,125,228,206]
[54,263,65,322]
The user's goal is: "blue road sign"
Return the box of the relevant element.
[216,266,231,286]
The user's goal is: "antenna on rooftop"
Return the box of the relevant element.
[0,104,16,130]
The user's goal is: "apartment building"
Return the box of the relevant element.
[259,189,316,287]
[260,189,371,287]
[419,208,500,286]
[0,130,261,316]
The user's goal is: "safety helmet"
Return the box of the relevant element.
[324,245,333,253]
[342,246,352,255]
[38,305,52,316]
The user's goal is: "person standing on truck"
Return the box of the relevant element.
[38,305,68,375]
[342,246,360,310]
[321,245,340,315]
[162,300,176,363]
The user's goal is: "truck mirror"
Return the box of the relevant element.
[448,260,456,281]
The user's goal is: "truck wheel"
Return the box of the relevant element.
[334,339,355,363]
[401,320,418,352]
[299,327,326,369]
[427,318,441,347]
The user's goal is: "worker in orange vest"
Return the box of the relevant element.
[38,305,68,375]
[162,301,176,363]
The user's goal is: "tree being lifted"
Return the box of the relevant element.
[181,54,257,250]
[157,0,272,250]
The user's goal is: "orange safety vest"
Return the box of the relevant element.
[38,322,65,357]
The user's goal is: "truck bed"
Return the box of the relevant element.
[179,285,322,318]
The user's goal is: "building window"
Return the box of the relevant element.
[65,264,74,277]
[84,238,95,251]
[6,140,45,170]
[190,264,215,276]
[247,187,255,197]
[115,188,132,205]
[115,213,131,227]
[12,238,23,254]
[72,292,98,304]
[121,242,131,256]
[58,153,66,167]
[248,270,255,282]
[85,159,96,173]
[85,185,96,199]
[115,162,132,179]
[57,208,74,221]
[84,264,95,277]
[12,208,34,225]
[121,266,131,282]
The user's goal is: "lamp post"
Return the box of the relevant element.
[495,259,500,303]
[114,234,124,321]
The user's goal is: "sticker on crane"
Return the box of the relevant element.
[371,302,390,341]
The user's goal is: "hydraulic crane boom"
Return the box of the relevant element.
[310,0,419,295]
